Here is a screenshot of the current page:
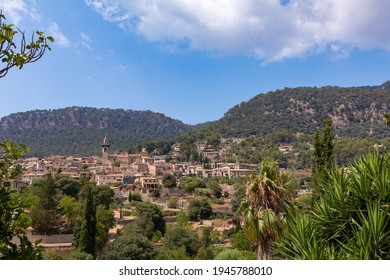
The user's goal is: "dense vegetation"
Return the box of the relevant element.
[276,152,390,259]
[209,83,390,138]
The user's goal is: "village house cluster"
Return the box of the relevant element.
[12,136,259,194]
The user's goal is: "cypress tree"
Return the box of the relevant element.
[78,184,96,258]
[312,119,334,180]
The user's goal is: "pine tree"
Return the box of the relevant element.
[30,173,60,234]
[78,183,96,258]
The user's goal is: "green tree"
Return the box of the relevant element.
[103,224,157,260]
[167,198,177,209]
[312,119,334,179]
[104,232,157,260]
[96,205,115,232]
[54,174,81,199]
[129,192,142,202]
[0,140,42,259]
[30,173,60,234]
[175,210,189,227]
[60,196,82,228]
[208,180,222,198]
[199,199,213,220]
[163,173,177,188]
[188,198,213,220]
[79,183,114,210]
[0,11,53,78]
[232,229,256,251]
[160,226,202,258]
[135,202,166,236]
[206,133,221,149]
[77,183,97,258]
[239,159,295,259]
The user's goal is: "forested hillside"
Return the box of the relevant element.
[210,83,390,138]
[0,107,193,156]
[1,83,390,157]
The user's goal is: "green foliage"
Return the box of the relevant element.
[0,140,29,181]
[130,192,142,202]
[60,196,82,228]
[104,227,157,260]
[208,180,222,198]
[175,210,189,227]
[194,247,215,260]
[43,249,93,260]
[188,198,213,221]
[206,133,221,149]
[199,199,213,220]
[232,229,256,251]
[276,152,390,260]
[54,174,81,199]
[135,202,166,236]
[157,246,191,260]
[77,183,97,258]
[214,248,245,260]
[163,173,177,188]
[312,119,334,178]
[0,140,42,259]
[231,184,246,214]
[180,177,206,193]
[0,11,53,78]
[79,183,114,210]
[30,173,60,234]
[159,226,202,258]
[239,159,296,259]
[96,205,115,232]
[151,189,160,198]
[129,140,173,155]
[167,198,177,209]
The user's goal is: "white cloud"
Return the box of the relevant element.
[85,0,390,62]
[80,32,92,49]
[0,0,40,24]
[48,21,71,47]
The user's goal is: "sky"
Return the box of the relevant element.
[1,0,390,125]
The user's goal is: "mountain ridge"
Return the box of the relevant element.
[1,82,390,157]
[210,83,390,138]
[0,106,194,156]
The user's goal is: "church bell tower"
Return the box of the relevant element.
[102,136,110,166]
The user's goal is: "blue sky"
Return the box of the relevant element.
[1,0,390,125]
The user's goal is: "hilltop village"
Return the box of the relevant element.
[14,136,260,196]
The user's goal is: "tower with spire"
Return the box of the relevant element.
[102,135,110,166]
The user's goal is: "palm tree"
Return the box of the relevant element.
[240,159,295,259]
[276,152,390,260]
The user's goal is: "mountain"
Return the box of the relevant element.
[0,107,193,157]
[1,82,390,157]
[209,82,390,138]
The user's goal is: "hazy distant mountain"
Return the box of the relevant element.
[0,107,193,157]
[208,82,390,138]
